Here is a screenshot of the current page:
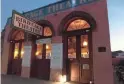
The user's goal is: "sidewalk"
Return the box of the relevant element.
[1,75,77,84]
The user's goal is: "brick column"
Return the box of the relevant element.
[92,0,114,84]
[1,42,11,74]
[21,41,32,78]
[50,36,63,81]
[1,25,12,74]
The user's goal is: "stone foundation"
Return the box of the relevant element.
[21,67,30,78]
[50,69,62,82]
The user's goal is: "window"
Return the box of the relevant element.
[67,19,90,31]
[68,36,76,58]
[35,43,52,59]
[14,31,24,40]
[81,35,89,58]
[35,44,43,59]
[21,43,24,58]
[46,44,52,59]
[14,43,19,59]
[14,43,24,59]
[44,27,52,36]
[12,31,24,59]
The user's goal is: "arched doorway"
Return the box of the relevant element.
[60,11,96,83]
[66,19,92,83]
[7,30,24,76]
[30,21,54,80]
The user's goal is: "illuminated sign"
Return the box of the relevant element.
[23,0,99,21]
[12,11,43,35]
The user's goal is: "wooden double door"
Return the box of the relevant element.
[8,42,24,76]
[66,34,92,83]
[30,44,51,80]
[31,59,50,80]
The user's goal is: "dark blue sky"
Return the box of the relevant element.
[1,0,124,51]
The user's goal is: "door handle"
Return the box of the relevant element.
[81,64,82,77]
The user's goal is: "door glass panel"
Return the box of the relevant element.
[46,44,51,59]
[81,35,89,58]
[68,36,76,58]
[36,44,43,59]
[21,43,24,58]
[14,43,19,59]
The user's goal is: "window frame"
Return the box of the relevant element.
[35,43,52,59]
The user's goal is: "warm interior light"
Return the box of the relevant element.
[14,51,18,54]
[81,52,87,56]
[46,45,49,49]
[21,51,24,58]
[83,41,88,46]
[21,51,24,55]
[81,52,89,58]
[59,75,66,83]
[35,52,39,56]
[67,19,90,31]
[14,50,18,59]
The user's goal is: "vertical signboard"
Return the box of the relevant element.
[22,46,32,67]
[50,43,63,69]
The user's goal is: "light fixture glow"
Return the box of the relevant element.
[46,45,49,49]
[83,41,88,46]
[21,51,24,55]
[35,52,39,56]
[59,75,66,83]
[14,50,18,59]
[14,51,18,55]
[90,81,93,84]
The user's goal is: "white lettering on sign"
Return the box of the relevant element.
[13,13,43,35]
